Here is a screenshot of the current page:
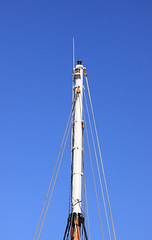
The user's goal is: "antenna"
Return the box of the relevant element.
[73,37,75,69]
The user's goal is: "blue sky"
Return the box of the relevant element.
[0,0,152,239]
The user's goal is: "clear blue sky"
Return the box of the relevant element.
[0,0,152,239]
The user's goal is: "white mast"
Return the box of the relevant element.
[63,61,88,240]
[72,61,85,214]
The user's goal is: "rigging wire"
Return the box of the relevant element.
[69,72,75,216]
[82,114,90,240]
[69,80,76,239]
[82,119,85,220]
[37,103,75,240]
[34,68,117,240]
[84,91,112,240]
[84,74,117,240]
[34,97,76,240]
[83,172,91,240]
[80,96,104,240]
[34,105,73,240]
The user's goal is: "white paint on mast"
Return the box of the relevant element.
[72,61,85,214]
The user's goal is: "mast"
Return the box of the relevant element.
[71,60,85,240]
[63,60,88,240]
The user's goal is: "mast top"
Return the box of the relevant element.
[77,60,82,65]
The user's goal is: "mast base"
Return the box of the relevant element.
[63,213,88,240]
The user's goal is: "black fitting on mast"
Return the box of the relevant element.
[77,60,82,65]
[70,212,84,227]
[63,213,88,240]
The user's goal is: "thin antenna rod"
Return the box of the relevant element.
[73,37,75,69]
